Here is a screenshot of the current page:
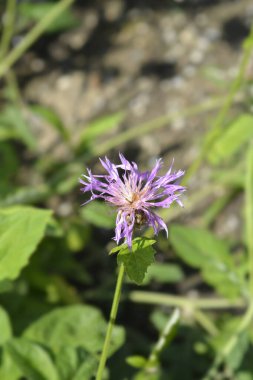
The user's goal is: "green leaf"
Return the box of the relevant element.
[0,206,52,281]
[202,192,234,227]
[55,347,78,380]
[126,356,147,369]
[0,143,19,184]
[117,237,156,285]
[18,2,78,33]
[170,224,228,267]
[80,112,124,143]
[7,338,59,380]
[29,105,70,142]
[225,331,249,371]
[170,224,246,298]
[0,280,13,293]
[0,185,50,207]
[80,201,115,229]
[0,306,12,344]
[0,106,36,149]
[208,114,253,165]
[109,241,128,255]
[0,127,17,141]
[212,165,244,188]
[143,263,184,285]
[72,355,98,380]
[210,318,250,372]
[237,373,252,380]
[24,305,125,357]
[0,347,21,380]
[55,347,97,380]
[245,143,253,285]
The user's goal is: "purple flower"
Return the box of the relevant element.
[80,153,186,247]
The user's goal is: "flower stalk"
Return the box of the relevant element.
[80,154,185,379]
[96,264,125,380]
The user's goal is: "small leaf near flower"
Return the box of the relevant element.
[109,242,127,255]
[117,237,156,285]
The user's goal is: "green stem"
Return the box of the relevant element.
[96,264,125,380]
[0,0,75,78]
[0,0,16,60]
[129,291,245,310]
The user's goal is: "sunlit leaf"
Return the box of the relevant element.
[0,206,52,281]
[77,112,124,153]
[0,347,21,380]
[80,201,115,229]
[143,263,184,285]
[0,306,12,344]
[0,185,50,207]
[80,112,124,142]
[208,114,253,165]
[170,224,247,298]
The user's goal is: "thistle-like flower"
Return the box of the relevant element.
[80,153,185,247]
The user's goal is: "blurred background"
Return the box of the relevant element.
[1,1,253,379]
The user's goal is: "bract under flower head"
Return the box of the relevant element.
[79,153,185,247]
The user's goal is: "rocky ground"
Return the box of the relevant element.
[17,0,253,238]
[22,0,253,152]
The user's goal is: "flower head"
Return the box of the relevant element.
[80,153,185,247]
